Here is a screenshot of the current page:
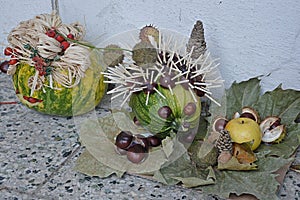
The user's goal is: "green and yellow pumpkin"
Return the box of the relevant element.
[129,85,201,138]
[12,52,106,117]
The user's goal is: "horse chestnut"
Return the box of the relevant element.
[115,131,133,149]
[126,144,147,164]
[158,106,172,119]
[159,74,176,89]
[183,102,197,116]
[147,136,161,147]
[212,117,228,132]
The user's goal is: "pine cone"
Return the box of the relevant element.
[215,130,233,154]
[186,20,207,59]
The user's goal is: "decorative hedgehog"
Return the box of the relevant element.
[102,21,223,141]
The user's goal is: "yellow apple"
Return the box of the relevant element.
[225,117,262,150]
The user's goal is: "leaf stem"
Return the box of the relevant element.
[56,32,132,53]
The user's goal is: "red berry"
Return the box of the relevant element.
[13,47,21,55]
[9,56,18,65]
[61,41,70,51]
[4,47,13,56]
[39,71,46,76]
[67,33,75,40]
[23,96,30,101]
[27,97,43,103]
[55,35,65,43]
[9,59,17,65]
[46,29,56,38]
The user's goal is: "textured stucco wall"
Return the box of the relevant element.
[1,0,299,92]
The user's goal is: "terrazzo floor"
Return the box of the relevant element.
[0,72,299,200]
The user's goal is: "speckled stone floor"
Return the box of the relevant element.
[0,72,299,200]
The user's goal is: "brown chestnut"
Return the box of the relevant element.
[126,144,147,164]
[182,133,196,143]
[158,106,172,119]
[183,102,197,116]
[115,146,127,155]
[270,119,281,130]
[212,117,228,132]
[240,107,260,123]
[115,131,133,149]
[194,88,205,97]
[133,116,141,126]
[134,135,149,150]
[147,136,161,147]
[240,112,256,122]
[159,74,176,89]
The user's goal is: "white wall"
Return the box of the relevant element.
[1,0,299,92]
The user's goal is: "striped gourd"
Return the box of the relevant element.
[12,53,106,117]
[129,84,201,138]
